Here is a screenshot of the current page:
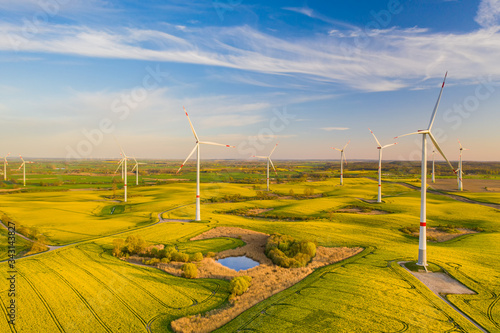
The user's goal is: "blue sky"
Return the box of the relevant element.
[0,0,499,162]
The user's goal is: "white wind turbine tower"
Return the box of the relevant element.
[114,141,129,202]
[177,106,235,221]
[18,155,34,187]
[368,129,397,203]
[252,142,279,191]
[457,140,469,191]
[131,157,146,186]
[431,149,436,183]
[2,153,10,181]
[332,140,350,185]
[395,72,456,268]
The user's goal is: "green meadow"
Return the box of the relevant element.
[0,161,499,332]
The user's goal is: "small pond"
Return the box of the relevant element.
[216,256,259,271]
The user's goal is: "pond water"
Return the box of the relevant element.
[216,256,259,271]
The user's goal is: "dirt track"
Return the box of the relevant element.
[380,179,500,210]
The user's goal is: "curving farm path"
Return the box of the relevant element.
[365,177,500,210]
[0,203,195,262]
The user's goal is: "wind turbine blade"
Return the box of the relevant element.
[199,141,235,148]
[114,160,124,174]
[331,148,342,152]
[428,132,455,172]
[269,158,277,174]
[17,162,24,170]
[457,139,463,150]
[269,142,279,157]
[131,164,137,172]
[381,142,398,149]
[177,144,198,174]
[343,140,351,150]
[113,136,126,157]
[183,106,199,142]
[343,152,348,165]
[19,155,24,162]
[368,128,382,147]
[394,131,421,139]
[427,72,447,131]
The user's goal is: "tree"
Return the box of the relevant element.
[230,276,252,296]
[181,263,198,278]
[190,252,203,262]
[112,238,125,257]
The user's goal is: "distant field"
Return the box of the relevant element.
[0,161,499,332]
[430,178,500,193]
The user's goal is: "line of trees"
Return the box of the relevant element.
[112,235,204,265]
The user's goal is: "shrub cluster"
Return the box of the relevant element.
[229,276,252,297]
[265,234,316,268]
[181,263,198,278]
[217,207,319,221]
[400,226,419,235]
[203,194,245,203]
[14,224,48,253]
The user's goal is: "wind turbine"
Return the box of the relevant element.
[332,140,350,185]
[368,129,397,203]
[2,153,10,181]
[431,149,436,183]
[177,106,235,221]
[18,155,34,187]
[114,140,129,202]
[131,157,146,186]
[457,140,468,191]
[251,142,279,191]
[394,72,456,268]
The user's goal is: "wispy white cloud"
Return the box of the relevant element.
[2,17,500,92]
[475,0,500,28]
[283,6,314,18]
[321,127,349,131]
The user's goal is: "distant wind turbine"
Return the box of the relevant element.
[131,157,146,186]
[252,142,279,191]
[368,129,397,203]
[332,140,350,185]
[177,107,235,221]
[395,72,456,268]
[114,139,129,202]
[457,140,469,191]
[18,155,34,187]
[2,153,10,181]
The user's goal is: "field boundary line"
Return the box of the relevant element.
[220,247,374,332]
[0,202,195,263]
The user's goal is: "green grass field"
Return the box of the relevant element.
[0,169,499,332]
